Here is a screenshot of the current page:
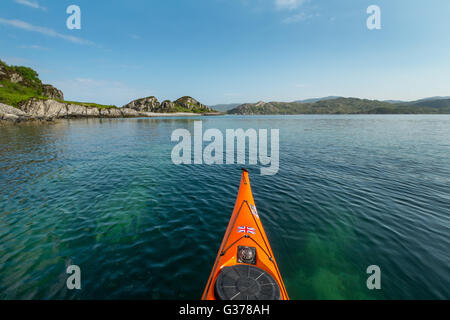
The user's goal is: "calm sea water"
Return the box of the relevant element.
[0,115,449,300]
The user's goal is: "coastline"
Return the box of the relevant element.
[0,100,224,125]
[138,111,223,117]
[0,112,224,125]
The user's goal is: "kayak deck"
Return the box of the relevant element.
[202,170,289,300]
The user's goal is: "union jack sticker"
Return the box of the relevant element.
[237,226,256,234]
[250,204,259,218]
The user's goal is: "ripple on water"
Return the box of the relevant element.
[0,116,449,299]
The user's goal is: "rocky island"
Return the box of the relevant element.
[0,60,220,124]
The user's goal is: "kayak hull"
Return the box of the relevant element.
[202,170,289,300]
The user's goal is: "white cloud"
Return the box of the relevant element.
[14,0,47,11]
[275,0,306,10]
[0,18,94,45]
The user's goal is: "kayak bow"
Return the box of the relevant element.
[202,169,289,300]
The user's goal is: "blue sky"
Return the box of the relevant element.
[1,0,450,106]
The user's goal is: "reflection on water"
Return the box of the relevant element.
[0,115,449,299]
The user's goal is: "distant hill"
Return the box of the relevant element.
[211,103,241,112]
[293,96,341,103]
[407,98,450,109]
[412,96,450,102]
[383,100,407,104]
[212,97,342,111]
[384,96,450,105]
[227,97,450,115]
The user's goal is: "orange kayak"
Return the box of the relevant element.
[202,169,289,300]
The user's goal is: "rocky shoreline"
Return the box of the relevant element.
[0,99,222,124]
[0,59,223,124]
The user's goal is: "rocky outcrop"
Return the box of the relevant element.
[2,97,219,124]
[85,107,100,117]
[175,96,214,112]
[1,59,221,122]
[18,98,125,119]
[0,103,29,117]
[20,99,65,118]
[0,68,23,84]
[123,96,216,113]
[121,108,140,117]
[0,63,6,77]
[42,84,64,100]
[0,60,63,100]
[122,96,160,112]
[99,107,122,117]
[14,98,150,121]
[0,61,42,90]
[66,103,87,117]
[160,100,176,112]
[0,103,32,122]
[9,72,23,84]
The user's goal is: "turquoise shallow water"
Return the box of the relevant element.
[0,115,449,299]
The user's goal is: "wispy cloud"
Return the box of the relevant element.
[130,34,141,40]
[275,0,318,24]
[19,44,50,50]
[275,0,306,10]
[282,12,318,24]
[283,12,306,23]
[14,0,47,11]
[0,18,95,45]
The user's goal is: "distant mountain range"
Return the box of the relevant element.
[212,97,342,111]
[211,103,241,112]
[226,97,450,115]
[293,96,342,103]
[3,57,449,117]
[383,96,450,104]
